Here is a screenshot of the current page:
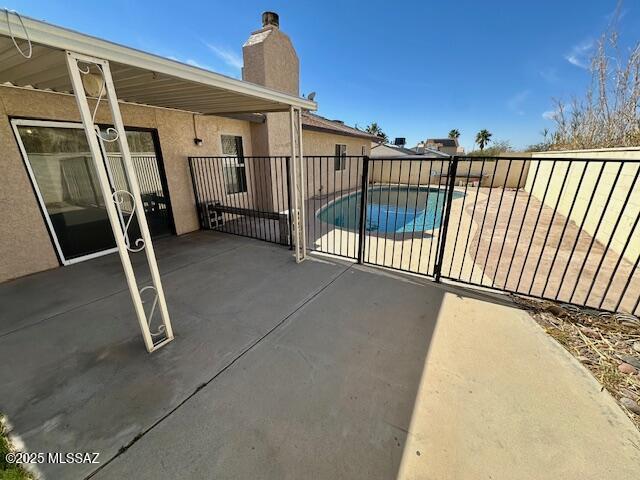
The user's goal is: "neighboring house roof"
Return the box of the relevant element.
[371,143,417,157]
[409,145,451,158]
[426,138,458,147]
[372,143,450,158]
[302,112,379,140]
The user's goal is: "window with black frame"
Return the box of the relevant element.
[221,135,247,194]
[334,144,347,170]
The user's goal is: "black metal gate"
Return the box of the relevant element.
[302,154,640,316]
[189,153,639,316]
[189,156,292,245]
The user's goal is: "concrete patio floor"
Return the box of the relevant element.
[1,232,639,479]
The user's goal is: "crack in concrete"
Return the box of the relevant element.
[84,262,352,479]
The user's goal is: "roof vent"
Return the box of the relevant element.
[394,137,406,146]
[332,119,344,124]
[262,12,279,28]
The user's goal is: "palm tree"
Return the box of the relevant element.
[365,122,388,143]
[448,129,460,140]
[475,129,492,150]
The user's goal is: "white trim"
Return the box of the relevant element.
[10,118,118,265]
[66,50,174,352]
[289,106,301,262]
[99,53,175,347]
[0,12,316,112]
[297,108,306,259]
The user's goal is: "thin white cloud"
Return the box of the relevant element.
[204,42,243,70]
[542,110,558,121]
[565,40,593,69]
[185,58,216,71]
[507,90,531,115]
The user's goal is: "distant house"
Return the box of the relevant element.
[415,138,464,155]
[371,142,448,158]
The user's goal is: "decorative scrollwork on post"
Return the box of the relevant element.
[77,62,120,144]
[139,286,166,338]
[98,127,119,142]
[112,190,145,252]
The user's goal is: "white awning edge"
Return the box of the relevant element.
[0,11,317,114]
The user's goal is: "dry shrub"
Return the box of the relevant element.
[551,6,640,149]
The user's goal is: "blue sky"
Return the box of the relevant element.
[7,0,639,150]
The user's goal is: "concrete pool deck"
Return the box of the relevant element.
[1,232,639,479]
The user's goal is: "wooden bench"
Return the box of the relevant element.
[203,202,290,245]
[432,172,489,187]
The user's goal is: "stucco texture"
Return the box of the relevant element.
[0,85,252,282]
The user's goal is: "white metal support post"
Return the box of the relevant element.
[296,107,307,259]
[289,106,306,262]
[66,50,174,352]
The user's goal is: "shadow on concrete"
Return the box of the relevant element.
[0,231,445,479]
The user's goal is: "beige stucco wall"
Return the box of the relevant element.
[302,129,369,157]
[243,26,299,97]
[0,85,253,282]
[525,148,640,263]
[370,159,529,189]
[301,130,370,201]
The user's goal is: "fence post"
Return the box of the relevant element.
[357,156,370,264]
[285,156,294,250]
[434,156,458,282]
[187,157,203,229]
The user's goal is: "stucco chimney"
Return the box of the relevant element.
[242,12,300,161]
[242,12,299,96]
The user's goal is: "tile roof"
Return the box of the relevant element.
[302,112,380,140]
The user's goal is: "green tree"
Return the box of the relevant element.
[365,122,388,143]
[475,129,492,150]
[448,129,460,140]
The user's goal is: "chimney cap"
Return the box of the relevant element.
[262,11,279,28]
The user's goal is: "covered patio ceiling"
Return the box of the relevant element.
[0,12,317,115]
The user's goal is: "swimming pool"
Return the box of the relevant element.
[317,185,465,234]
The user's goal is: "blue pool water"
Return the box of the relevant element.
[317,186,465,234]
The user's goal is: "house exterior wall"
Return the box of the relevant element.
[302,130,370,201]
[0,85,253,282]
[302,130,369,157]
[525,148,640,263]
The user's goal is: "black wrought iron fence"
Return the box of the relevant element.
[439,156,640,316]
[189,153,640,316]
[304,156,365,259]
[362,157,452,277]
[302,154,639,315]
[189,156,292,245]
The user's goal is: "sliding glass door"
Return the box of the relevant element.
[12,120,172,265]
[13,120,116,264]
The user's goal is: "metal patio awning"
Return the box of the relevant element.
[0,12,316,115]
[0,10,311,353]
